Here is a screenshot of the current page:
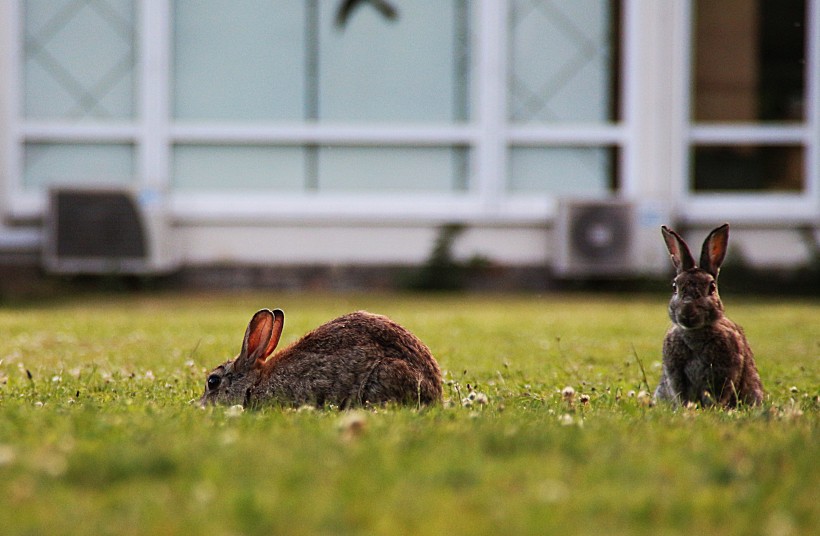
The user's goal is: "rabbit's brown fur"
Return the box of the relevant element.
[200,309,442,408]
[654,224,764,407]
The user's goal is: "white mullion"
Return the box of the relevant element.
[473,0,507,212]
[22,123,140,142]
[138,0,170,191]
[690,125,809,144]
[676,0,694,211]
[806,0,820,210]
[2,1,24,217]
[508,125,626,146]
[619,0,640,199]
[170,124,476,147]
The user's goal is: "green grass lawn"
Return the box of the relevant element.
[0,292,817,535]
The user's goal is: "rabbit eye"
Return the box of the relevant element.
[708,281,717,295]
[671,281,678,293]
[207,374,221,391]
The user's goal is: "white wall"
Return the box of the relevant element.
[0,1,816,274]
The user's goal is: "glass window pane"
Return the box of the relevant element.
[693,0,806,122]
[172,145,306,191]
[173,0,306,120]
[318,147,468,192]
[23,0,136,119]
[692,145,804,192]
[509,0,618,123]
[508,147,615,194]
[317,0,470,122]
[23,143,135,190]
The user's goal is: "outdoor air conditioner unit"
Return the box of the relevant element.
[44,187,178,275]
[554,198,669,278]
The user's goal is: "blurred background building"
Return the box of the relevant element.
[0,1,818,287]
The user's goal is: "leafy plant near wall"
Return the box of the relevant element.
[405,223,491,291]
[405,223,465,291]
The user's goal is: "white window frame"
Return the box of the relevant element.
[678,0,820,224]
[3,0,635,225]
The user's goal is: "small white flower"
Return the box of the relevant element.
[337,411,368,441]
[637,391,653,407]
[474,393,489,406]
[559,413,574,426]
[226,404,244,417]
[0,445,15,466]
[561,386,575,401]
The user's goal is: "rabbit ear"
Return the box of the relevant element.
[237,309,282,371]
[267,309,285,357]
[661,226,696,273]
[699,223,729,277]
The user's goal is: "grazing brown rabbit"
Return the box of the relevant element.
[200,309,442,408]
[654,224,764,407]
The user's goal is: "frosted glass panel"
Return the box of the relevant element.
[173,0,306,120]
[173,145,306,191]
[509,147,613,194]
[23,0,135,119]
[318,147,468,192]
[23,143,134,190]
[509,0,614,123]
[318,1,469,122]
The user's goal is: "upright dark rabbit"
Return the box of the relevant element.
[200,309,442,408]
[654,224,764,407]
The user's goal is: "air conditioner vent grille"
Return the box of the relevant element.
[44,187,178,275]
[568,204,632,263]
[555,199,670,278]
[55,191,147,258]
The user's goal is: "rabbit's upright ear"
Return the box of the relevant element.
[661,226,695,274]
[236,309,284,371]
[699,223,729,277]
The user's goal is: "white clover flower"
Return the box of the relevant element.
[337,411,368,441]
[637,391,653,407]
[226,404,244,417]
[0,445,15,466]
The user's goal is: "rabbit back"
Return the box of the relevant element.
[254,311,442,407]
